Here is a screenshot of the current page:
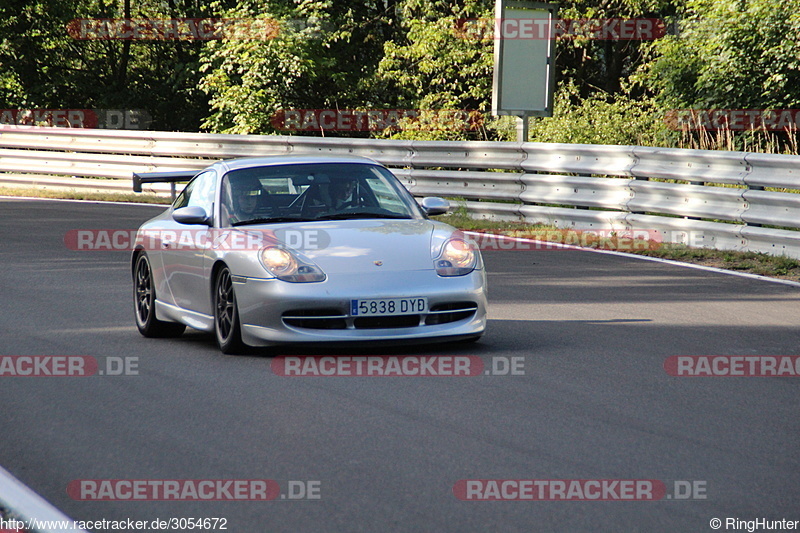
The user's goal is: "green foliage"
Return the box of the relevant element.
[1,0,798,152]
[198,0,501,138]
[0,186,170,204]
[529,82,676,146]
[643,0,800,110]
[378,0,492,109]
[373,112,501,141]
[199,0,396,134]
[634,0,800,151]
[640,244,800,279]
[555,0,685,97]
[0,0,225,130]
[0,0,83,107]
[373,0,498,140]
[376,0,686,142]
[377,0,684,126]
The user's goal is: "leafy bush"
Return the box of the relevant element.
[528,83,677,146]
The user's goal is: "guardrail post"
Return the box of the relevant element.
[515,116,529,142]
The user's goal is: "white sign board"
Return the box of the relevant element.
[492,1,556,117]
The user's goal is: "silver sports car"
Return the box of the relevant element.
[132,155,487,353]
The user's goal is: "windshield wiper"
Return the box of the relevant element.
[314,212,412,221]
[232,216,313,226]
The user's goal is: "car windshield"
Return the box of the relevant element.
[220,162,423,227]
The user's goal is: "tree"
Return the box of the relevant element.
[0,0,230,131]
[528,81,674,146]
[643,0,800,110]
[554,0,684,98]
[375,0,496,140]
[199,0,399,134]
[635,0,800,150]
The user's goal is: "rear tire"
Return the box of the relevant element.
[134,253,186,338]
[214,266,247,354]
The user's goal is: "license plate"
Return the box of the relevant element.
[350,297,428,316]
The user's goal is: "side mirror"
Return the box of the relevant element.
[172,206,210,225]
[420,197,450,216]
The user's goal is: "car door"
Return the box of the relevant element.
[161,170,216,315]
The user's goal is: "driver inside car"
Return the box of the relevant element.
[329,177,358,210]
[222,176,263,226]
[299,175,358,215]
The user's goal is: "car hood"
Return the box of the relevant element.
[237,219,447,274]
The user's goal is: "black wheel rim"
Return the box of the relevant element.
[135,256,153,324]
[216,269,235,342]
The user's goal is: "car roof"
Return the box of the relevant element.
[211,155,382,173]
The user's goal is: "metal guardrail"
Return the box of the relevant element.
[3,126,800,257]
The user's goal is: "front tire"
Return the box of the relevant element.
[214,266,247,354]
[134,253,186,338]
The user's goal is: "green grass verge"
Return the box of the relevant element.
[633,245,800,281]
[0,186,171,204]
[432,212,553,232]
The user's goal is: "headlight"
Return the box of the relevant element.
[259,246,326,282]
[435,238,477,276]
[261,247,296,276]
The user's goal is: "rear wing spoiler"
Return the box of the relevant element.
[132,170,199,199]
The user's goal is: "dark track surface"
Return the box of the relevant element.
[1,198,798,532]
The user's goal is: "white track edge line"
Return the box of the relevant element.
[465,231,800,289]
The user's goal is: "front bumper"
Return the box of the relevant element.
[233,269,487,346]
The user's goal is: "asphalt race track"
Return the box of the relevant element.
[0,197,798,532]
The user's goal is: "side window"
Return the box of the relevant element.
[173,171,216,214]
[187,170,217,217]
[172,178,196,210]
